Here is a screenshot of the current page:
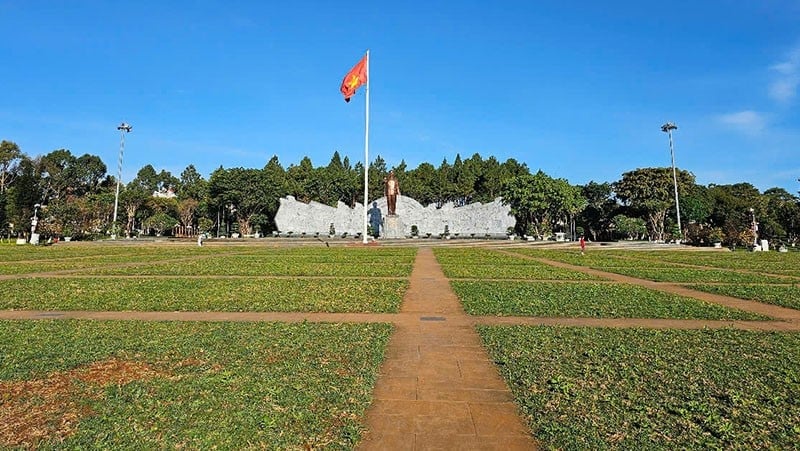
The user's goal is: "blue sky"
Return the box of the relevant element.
[2,1,799,193]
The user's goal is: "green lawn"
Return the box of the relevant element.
[2,242,799,449]
[440,263,599,280]
[81,258,414,277]
[452,281,767,320]
[434,248,598,280]
[689,284,800,311]
[479,325,800,449]
[434,248,540,266]
[0,319,392,449]
[588,266,790,284]
[230,246,417,263]
[0,244,219,262]
[518,251,791,284]
[514,249,678,269]
[623,250,800,275]
[518,249,800,280]
[0,277,408,313]
[0,245,418,277]
[0,249,219,275]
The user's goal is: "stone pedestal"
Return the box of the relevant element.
[382,215,405,239]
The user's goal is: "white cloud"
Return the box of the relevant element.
[769,45,800,103]
[716,110,768,133]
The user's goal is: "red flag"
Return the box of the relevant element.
[340,55,368,103]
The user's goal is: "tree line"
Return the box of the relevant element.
[1,139,798,247]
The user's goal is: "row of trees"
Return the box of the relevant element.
[1,139,798,247]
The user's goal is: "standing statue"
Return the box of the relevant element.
[384,170,400,216]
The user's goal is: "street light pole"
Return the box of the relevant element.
[112,122,132,239]
[661,122,682,242]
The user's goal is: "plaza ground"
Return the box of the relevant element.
[1,239,798,449]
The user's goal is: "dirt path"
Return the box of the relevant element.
[357,247,538,450]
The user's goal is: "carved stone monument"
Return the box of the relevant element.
[274,155,513,240]
[275,195,515,238]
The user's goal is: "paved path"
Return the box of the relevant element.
[357,247,538,450]
[3,309,797,332]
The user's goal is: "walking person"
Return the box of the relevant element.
[579,235,586,255]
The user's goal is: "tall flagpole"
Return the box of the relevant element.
[362,50,370,244]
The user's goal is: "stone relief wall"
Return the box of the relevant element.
[274,195,515,237]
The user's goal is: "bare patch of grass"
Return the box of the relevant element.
[0,358,166,448]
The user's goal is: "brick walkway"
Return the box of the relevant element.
[357,247,538,450]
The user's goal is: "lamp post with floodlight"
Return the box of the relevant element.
[112,122,132,239]
[661,122,682,242]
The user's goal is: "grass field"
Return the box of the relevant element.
[0,277,408,313]
[0,243,411,448]
[478,325,800,450]
[0,320,392,449]
[451,281,767,320]
[452,246,800,449]
[518,248,800,284]
[435,247,599,280]
[1,241,799,449]
[440,247,770,320]
[689,284,800,311]
[0,245,417,277]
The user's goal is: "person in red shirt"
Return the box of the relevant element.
[579,236,586,255]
